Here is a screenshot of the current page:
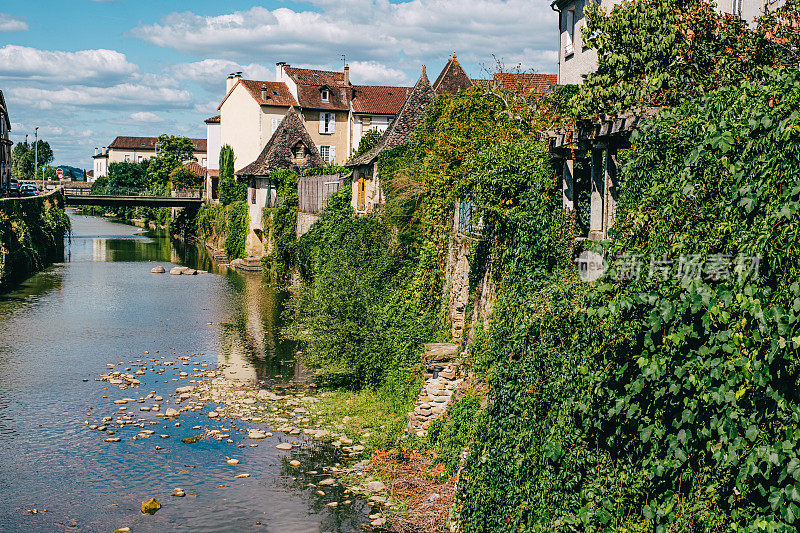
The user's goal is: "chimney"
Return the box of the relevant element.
[344,64,350,86]
[421,64,427,79]
[261,85,269,101]
[276,62,287,82]
[94,147,98,156]
[226,72,241,93]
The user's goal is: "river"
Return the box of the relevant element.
[0,211,370,532]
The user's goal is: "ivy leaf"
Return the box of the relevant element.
[746,425,759,442]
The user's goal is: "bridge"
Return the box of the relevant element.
[62,185,203,208]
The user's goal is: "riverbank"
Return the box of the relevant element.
[0,190,69,292]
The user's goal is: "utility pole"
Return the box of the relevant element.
[34,127,39,189]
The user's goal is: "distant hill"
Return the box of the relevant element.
[56,165,87,181]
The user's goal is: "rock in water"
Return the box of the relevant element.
[319,478,336,486]
[141,498,161,515]
[114,528,132,533]
[181,435,202,444]
[247,429,266,439]
[169,267,183,275]
[226,458,239,465]
[151,266,166,274]
[366,480,387,492]
[165,408,180,418]
[275,443,293,450]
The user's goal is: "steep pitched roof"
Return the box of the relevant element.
[236,108,324,176]
[433,54,474,95]
[348,66,436,167]
[351,85,409,115]
[296,84,350,111]
[217,79,297,110]
[107,136,207,153]
[284,67,346,87]
[493,72,557,94]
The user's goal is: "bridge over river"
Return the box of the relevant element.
[62,184,203,208]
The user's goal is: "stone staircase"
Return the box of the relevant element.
[407,343,463,437]
[229,257,262,273]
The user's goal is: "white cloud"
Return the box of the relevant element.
[0,45,138,85]
[130,111,164,123]
[131,1,557,74]
[0,13,28,32]
[348,61,408,85]
[169,58,274,91]
[10,84,193,110]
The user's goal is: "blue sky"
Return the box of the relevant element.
[0,1,558,168]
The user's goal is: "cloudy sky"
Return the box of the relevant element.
[0,0,558,169]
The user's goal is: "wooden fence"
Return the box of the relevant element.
[298,174,344,214]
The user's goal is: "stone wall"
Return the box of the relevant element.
[296,211,319,238]
[407,343,463,437]
[0,190,69,291]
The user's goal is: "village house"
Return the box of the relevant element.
[92,136,207,179]
[234,107,323,259]
[347,66,436,214]
[0,90,11,190]
[217,64,408,171]
[203,115,221,202]
[552,0,785,85]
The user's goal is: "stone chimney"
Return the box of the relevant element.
[226,72,242,93]
[276,62,288,82]
[94,147,98,156]
[421,64,427,78]
[261,85,269,101]
[344,64,350,86]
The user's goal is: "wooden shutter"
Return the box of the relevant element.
[329,146,336,164]
[565,10,575,55]
[329,113,335,133]
[319,112,326,134]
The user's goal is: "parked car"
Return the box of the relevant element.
[8,180,20,197]
[20,184,40,197]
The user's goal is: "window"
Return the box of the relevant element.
[251,180,256,204]
[565,9,575,56]
[271,118,279,134]
[321,88,329,102]
[362,116,371,127]
[319,145,336,164]
[125,154,131,162]
[138,156,143,163]
[201,158,207,167]
[319,112,335,134]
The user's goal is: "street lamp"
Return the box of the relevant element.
[34,127,39,191]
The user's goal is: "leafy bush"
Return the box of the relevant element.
[427,393,481,474]
[218,145,246,205]
[224,201,249,260]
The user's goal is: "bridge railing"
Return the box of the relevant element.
[63,186,202,199]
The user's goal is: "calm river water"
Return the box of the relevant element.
[0,211,370,532]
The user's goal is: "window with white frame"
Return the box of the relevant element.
[271,118,279,134]
[125,154,131,162]
[321,88,329,102]
[319,145,336,164]
[319,112,335,134]
[138,156,143,163]
[565,9,575,56]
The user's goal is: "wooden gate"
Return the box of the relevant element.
[298,174,343,214]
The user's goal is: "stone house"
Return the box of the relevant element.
[218,64,408,170]
[346,66,436,214]
[552,0,785,85]
[0,90,10,190]
[235,107,323,258]
[92,136,207,179]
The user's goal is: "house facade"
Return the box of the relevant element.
[0,90,11,190]
[218,64,409,171]
[92,136,207,179]
[553,0,786,85]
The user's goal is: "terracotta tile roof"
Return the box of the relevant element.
[107,136,207,153]
[185,161,207,178]
[206,168,219,178]
[351,85,409,115]
[433,55,474,95]
[348,66,436,167]
[204,115,220,124]
[493,72,557,93]
[238,80,298,107]
[284,67,346,87]
[236,108,323,176]
[296,84,350,111]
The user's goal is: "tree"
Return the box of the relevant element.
[351,129,382,159]
[146,135,196,189]
[218,144,246,205]
[11,140,53,180]
[82,169,87,182]
[108,161,147,191]
[169,165,201,189]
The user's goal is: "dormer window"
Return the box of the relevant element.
[321,88,329,102]
[292,143,306,159]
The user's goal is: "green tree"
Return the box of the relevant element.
[145,135,195,189]
[169,164,201,189]
[107,161,147,191]
[11,140,53,180]
[218,144,246,205]
[351,129,382,159]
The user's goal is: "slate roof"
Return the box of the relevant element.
[236,108,323,176]
[351,85,409,115]
[493,72,557,94]
[348,66,436,167]
[107,136,207,153]
[433,54,474,95]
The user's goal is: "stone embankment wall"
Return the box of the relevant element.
[407,343,464,436]
[0,190,69,291]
